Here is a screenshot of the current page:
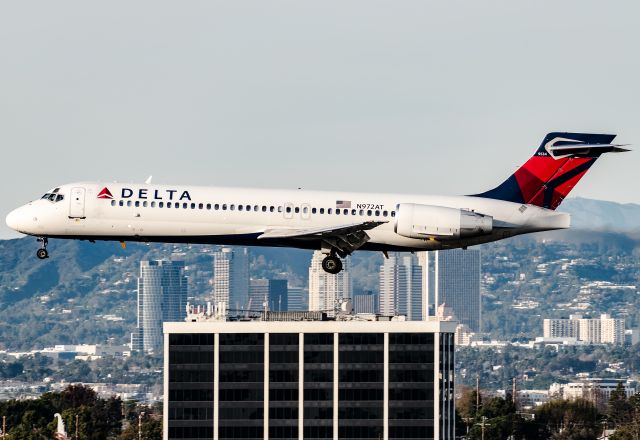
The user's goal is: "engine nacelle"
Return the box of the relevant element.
[394,203,492,240]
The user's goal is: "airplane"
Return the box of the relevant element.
[5,132,629,274]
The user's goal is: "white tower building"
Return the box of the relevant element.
[308,251,351,315]
[379,252,422,320]
[213,247,249,312]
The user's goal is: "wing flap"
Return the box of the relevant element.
[258,221,387,240]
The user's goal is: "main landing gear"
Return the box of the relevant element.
[36,237,49,260]
[321,255,343,274]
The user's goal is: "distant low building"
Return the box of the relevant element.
[353,291,377,314]
[549,379,636,409]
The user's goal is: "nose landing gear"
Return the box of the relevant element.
[36,237,49,260]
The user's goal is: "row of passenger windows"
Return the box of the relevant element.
[110,199,396,217]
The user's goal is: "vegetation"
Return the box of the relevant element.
[457,383,640,439]
[0,384,160,439]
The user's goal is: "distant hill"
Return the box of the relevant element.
[561,197,640,231]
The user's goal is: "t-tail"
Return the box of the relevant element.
[474,132,629,210]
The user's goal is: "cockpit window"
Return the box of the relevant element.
[42,191,65,203]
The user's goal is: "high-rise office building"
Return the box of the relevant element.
[249,279,288,312]
[131,260,187,354]
[287,286,308,312]
[353,291,377,314]
[423,250,481,331]
[213,247,249,312]
[308,251,352,315]
[164,319,457,440]
[379,253,422,320]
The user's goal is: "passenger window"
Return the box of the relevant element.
[198,203,203,209]
[367,210,372,216]
[303,207,309,214]
[286,207,291,213]
[319,208,325,214]
[183,203,188,209]
[246,205,251,211]
[383,210,388,217]
[205,203,210,210]
[343,209,348,215]
[312,208,316,214]
[222,204,227,210]
[375,210,380,216]
[151,201,156,208]
[111,200,116,207]
[359,209,364,216]
[262,206,267,212]
[336,209,340,215]
[143,201,148,207]
[134,201,139,207]
[168,202,172,208]
[119,200,124,207]
[159,202,164,208]
[230,204,235,211]
[127,201,132,207]
[239,205,244,211]
[351,209,356,215]
[327,208,332,214]
[294,207,300,214]
[270,206,275,212]
[391,211,396,217]
[214,204,220,210]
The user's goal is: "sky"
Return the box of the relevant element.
[1,1,639,239]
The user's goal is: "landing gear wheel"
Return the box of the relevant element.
[321,256,343,274]
[36,248,49,260]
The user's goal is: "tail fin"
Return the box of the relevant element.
[474,132,629,210]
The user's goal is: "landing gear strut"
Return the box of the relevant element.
[36,237,49,260]
[321,255,343,274]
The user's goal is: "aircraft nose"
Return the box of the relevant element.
[6,207,26,232]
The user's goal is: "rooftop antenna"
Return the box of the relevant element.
[145,175,153,184]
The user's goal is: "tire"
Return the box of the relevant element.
[36,248,49,260]
[321,256,343,274]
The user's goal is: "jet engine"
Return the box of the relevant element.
[394,203,492,239]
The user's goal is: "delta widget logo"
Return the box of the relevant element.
[97,187,114,199]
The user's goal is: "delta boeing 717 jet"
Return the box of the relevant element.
[5,132,629,274]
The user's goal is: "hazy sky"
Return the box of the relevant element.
[1,1,638,239]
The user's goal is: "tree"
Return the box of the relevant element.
[535,399,602,439]
[608,382,633,428]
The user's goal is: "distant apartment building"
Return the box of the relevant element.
[543,314,625,345]
[249,279,288,311]
[353,291,377,314]
[379,253,422,320]
[131,260,188,353]
[287,286,308,312]
[421,250,481,331]
[308,251,352,316]
[213,247,249,311]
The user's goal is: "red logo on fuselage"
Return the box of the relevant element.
[97,187,114,199]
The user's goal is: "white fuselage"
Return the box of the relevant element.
[6,182,570,252]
